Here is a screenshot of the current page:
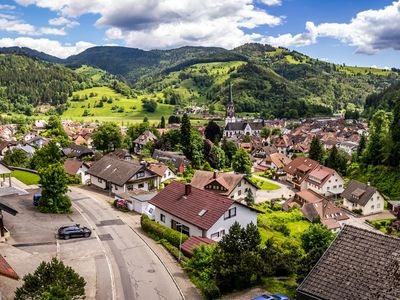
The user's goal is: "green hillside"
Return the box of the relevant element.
[63,86,174,123]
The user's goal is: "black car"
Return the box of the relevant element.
[57,224,91,240]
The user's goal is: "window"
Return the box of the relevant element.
[238,181,242,187]
[127,184,133,191]
[220,229,225,236]
[137,171,145,178]
[377,203,381,208]
[238,190,242,196]
[327,187,330,190]
[138,183,144,188]
[160,214,165,222]
[148,208,154,214]
[371,205,375,209]
[98,178,103,183]
[211,232,219,239]
[333,185,337,188]
[339,185,342,188]
[114,185,118,190]
[177,224,190,236]
[224,207,237,220]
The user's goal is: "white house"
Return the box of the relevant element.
[149,181,259,241]
[190,170,259,200]
[148,163,176,187]
[115,190,157,214]
[133,130,158,154]
[341,180,384,215]
[64,159,90,184]
[87,156,159,194]
[305,165,344,197]
[284,157,319,190]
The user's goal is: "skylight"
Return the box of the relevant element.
[198,209,208,216]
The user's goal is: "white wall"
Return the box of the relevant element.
[207,203,257,241]
[154,209,204,237]
[160,168,176,183]
[90,175,107,189]
[343,191,384,215]
[229,179,257,200]
[307,172,344,197]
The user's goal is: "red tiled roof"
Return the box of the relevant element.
[0,255,18,280]
[148,164,168,177]
[283,157,319,175]
[181,236,216,257]
[306,166,335,187]
[149,181,236,230]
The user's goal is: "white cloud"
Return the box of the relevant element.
[0,37,95,58]
[15,0,283,49]
[49,16,79,28]
[263,0,400,54]
[0,4,16,10]
[262,21,317,47]
[0,17,66,35]
[259,0,282,6]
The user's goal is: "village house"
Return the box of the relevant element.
[133,130,158,154]
[223,122,264,138]
[62,144,94,159]
[287,189,348,232]
[148,163,176,187]
[284,157,319,190]
[149,181,259,241]
[152,149,191,173]
[297,225,400,300]
[305,165,344,198]
[341,180,384,215]
[64,159,90,184]
[190,170,259,200]
[337,140,359,155]
[87,156,158,194]
[115,189,158,214]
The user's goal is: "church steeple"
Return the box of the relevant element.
[226,82,235,118]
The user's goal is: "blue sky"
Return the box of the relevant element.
[0,0,399,68]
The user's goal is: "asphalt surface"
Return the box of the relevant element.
[1,189,183,300]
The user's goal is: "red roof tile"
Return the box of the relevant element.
[149,181,236,230]
[181,236,215,257]
[0,255,18,280]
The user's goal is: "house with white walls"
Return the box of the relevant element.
[306,165,345,198]
[149,181,259,241]
[190,170,259,200]
[341,180,384,215]
[87,156,158,194]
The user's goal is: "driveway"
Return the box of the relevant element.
[253,175,295,203]
[0,188,184,300]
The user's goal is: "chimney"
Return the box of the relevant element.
[213,170,218,179]
[185,184,191,196]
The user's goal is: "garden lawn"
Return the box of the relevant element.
[250,176,280,190]
[11,170,40,185]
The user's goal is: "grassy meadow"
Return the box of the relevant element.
[63,87,174,124]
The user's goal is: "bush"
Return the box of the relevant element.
[200,280,221,300]
[141,214,188,247]
[352,208,363,215]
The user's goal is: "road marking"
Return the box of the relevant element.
[73,203,117,300]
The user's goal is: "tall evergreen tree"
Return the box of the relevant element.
[357,135,367,158]
[180,114,192,158]
[309,136,324,162]
[160,116,166,128]
[389,100,400,167]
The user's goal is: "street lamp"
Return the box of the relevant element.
[176,222,184,262]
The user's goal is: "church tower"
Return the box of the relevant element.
[225,82,236,125]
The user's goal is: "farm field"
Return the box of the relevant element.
[63,87,174,124]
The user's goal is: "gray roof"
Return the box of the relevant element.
[341,180,377,206]
[152,149,190,169]
[87,156,146,186]
[62,144,93,158]
[225,122,264,131]
[297,225,400,300]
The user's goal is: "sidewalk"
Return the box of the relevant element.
[72,186,202,300]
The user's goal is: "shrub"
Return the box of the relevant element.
[352,208,363,215]
[141,214,188,247]
[200,280,221,300]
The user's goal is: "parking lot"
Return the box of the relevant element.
[0,189,100,299]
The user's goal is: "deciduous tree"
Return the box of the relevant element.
[38,162,71,214]
[92,122,122,153]
[2,148,29,168]
[232,148,252,174]
[15,258,86,300]
[204,120,222,144]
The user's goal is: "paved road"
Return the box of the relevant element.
[1,188,182,300]
[253,175,295,202]
[67,188,183,300]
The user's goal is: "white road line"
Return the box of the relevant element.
[73,203,117,300]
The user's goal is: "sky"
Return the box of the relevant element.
[0,0,399,68]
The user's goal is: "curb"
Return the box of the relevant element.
[119,214,186,300]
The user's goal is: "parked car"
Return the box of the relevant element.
[57,224,91,240]
[33,194,41,206]
[252,294,289,300]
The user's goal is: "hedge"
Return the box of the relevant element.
[141,214,189,248]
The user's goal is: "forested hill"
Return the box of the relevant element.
[364,82,400,116]
[65,46,246,83]
[1,43,399,118]
[0,54,88,115]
